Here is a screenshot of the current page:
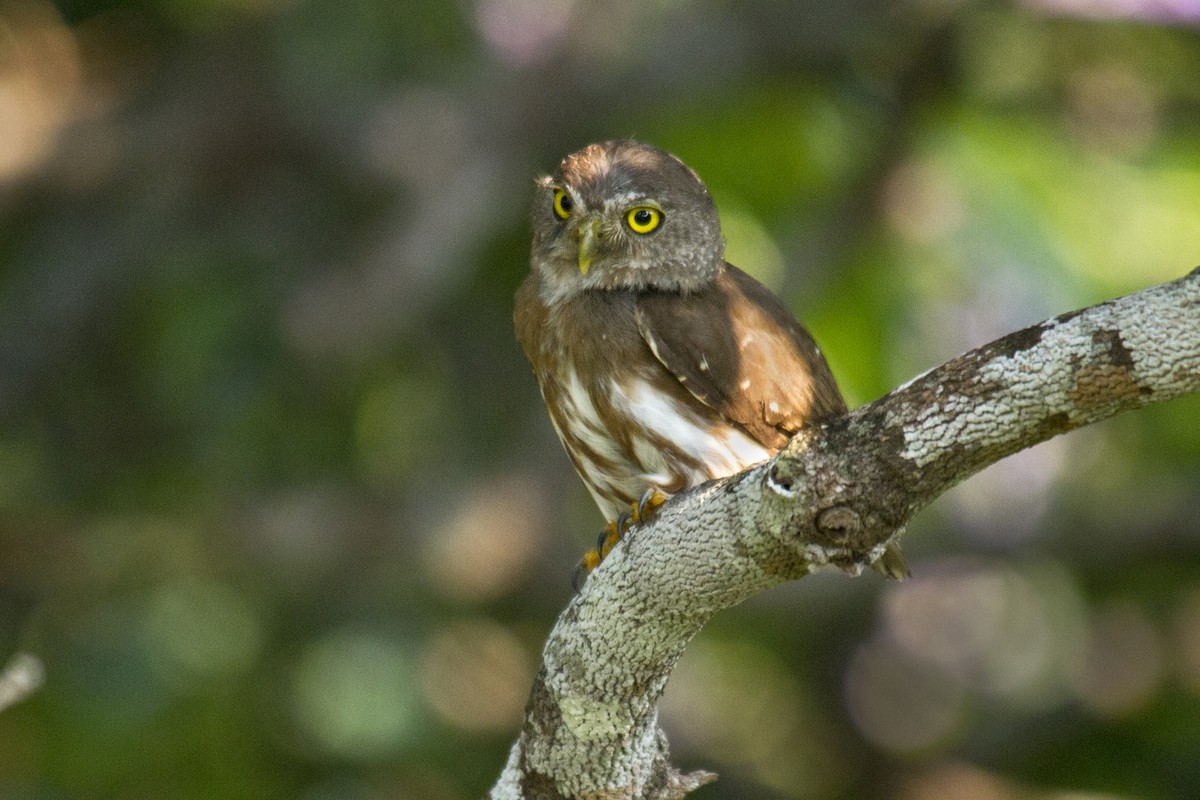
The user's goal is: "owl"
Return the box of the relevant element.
[514,140,907,580]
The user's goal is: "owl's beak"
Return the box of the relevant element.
[576,218,599,274]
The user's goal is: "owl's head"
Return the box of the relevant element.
[530,140,725,297]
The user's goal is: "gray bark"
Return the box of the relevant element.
[489,268,1200,800]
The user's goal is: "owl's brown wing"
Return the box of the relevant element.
[634,264,847,452]
[635,266,910,580]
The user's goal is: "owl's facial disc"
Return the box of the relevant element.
[531,140,724,295]
[557,191,666,275]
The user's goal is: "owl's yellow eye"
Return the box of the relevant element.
[553,188,573,220]
[626,206,662,235]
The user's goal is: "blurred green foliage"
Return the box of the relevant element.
[0,1,1198,798]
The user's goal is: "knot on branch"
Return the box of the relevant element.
[807,505,895,576]
[815,505,862,544]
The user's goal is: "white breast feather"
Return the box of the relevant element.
[563,369,623,462]
[547,369,773,519]
[612,379,771,480]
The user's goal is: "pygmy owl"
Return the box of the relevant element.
[515,139,907,580]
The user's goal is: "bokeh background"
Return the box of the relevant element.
[1,0,1199,798]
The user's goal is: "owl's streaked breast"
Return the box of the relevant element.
[518,278,772,519]
[516,236,777,525]
[540,367,771,520]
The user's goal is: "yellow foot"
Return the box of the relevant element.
[572,489,667,590]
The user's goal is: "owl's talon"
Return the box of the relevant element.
[633,488,667,523]
[572,490,669,590]
[611,511,633,547]
[572,549,602,591]
[595,521,619,555]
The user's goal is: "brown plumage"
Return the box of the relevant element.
[515,140,906,577]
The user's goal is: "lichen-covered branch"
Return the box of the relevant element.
[489,268,1200,800]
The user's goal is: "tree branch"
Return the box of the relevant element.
[490,268,1200,800]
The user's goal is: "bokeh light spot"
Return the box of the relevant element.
[420,618,532,732]
[845,638,967,755]
[1072,600,1165,717]
[1066,65,1159,158]
[1027,0,1200,26]
[883,161,967,245]
[290,631,420,758]
[243,485,362,585]
[945,438,1070,547]
[0,2,82,182]
[423,476,546,601]
[0,652,45,713]
[882,558,1086,700]
[898,761,1022,800]
[473,0,579,65]
[1170,586,1200,695]
[143,581,263,680]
